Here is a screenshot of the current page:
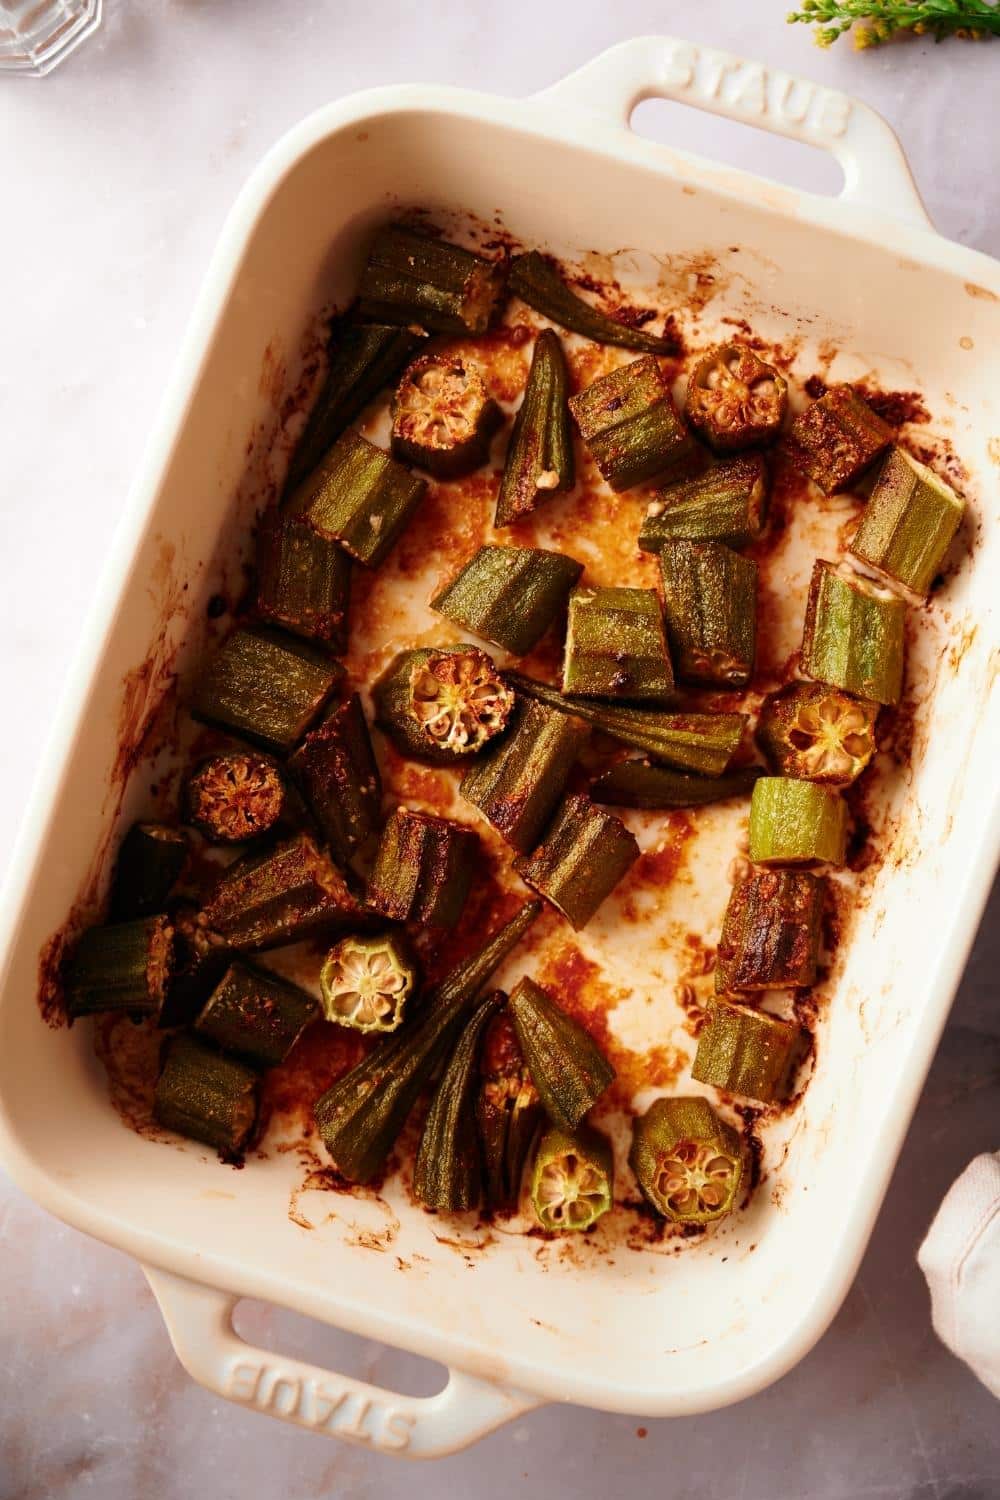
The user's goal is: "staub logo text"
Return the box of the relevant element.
[227,1359,416,1450]
[660,41,851,139]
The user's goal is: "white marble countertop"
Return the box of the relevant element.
[1,2,998,1495]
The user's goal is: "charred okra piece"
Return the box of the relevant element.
[514,794,639,929]
[390,352,501,478]
[748,777,848,867]
[476,1007,542,1208]
[288,695,381,866]
[801,561,906,706]
[255,510,351,651]
[186,751,287,845]
[569,356,700,493]
[367,808,477,929]
[756,682,878,787]
[413,989,503,1212]
[201,832,366,951]
[715,867,824,993]
[692,998,805,1104]
[659,541,757,688]
[159,906,231,1029]
[629,1097,742,1224]
[509,251,673,354]
[320,932,416,1034]
[65,915,174,1020]
[374,645,515,765]
[563,585,674,702]
[154,1032,258,1155]
[461,696,588,853]
[314,901,540,1182]
[591,759,760,809]
[530,1123,614,1232]
[431,544,582,657]
[287,429,426,568]
[495,329,574,525]
[509,975,615,1130]
[190,627,342,754]
[110,823,187,920]
[359,224,506,335]
[195,960,317,1068]
[785,385,893,494]
[639,453,768,552]
[685,343,788,452]
[848,447,965,596]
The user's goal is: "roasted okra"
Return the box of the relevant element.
[320,932,416,1034]
[748,776,848,867]
[110,823,186,920]
[286,428,426,568]
[685,343,788,451]
[359,225,506,335]
[514,794,639,929]
[591,759,760,810]
[692,998,805,1105]
[461,695,588,853]
[569,356,700,493]
[848,447,964,596]
[287,694,381,866]
[154,1033,259,1155]
[629,1097,742,1225]
[431,544,583,657]
[495,329,574,525]
[785,385,893,494]
[195,960,318,1069]
[756,683,878,786]
[530,1124,614,1232]
[65,916,174,1021]
[186,752,287,845]
[563,586,674,703]
[375,645,515,765]
[200,832,367,950]
[413,989,504,1212]
[659,540,757,688]
[509,252,673,353]
[639,453,768,552]
[255,509,351,651]
[476,1007,542,1208]
[367,807,477,929]
[801,561,906,706]
[715,867,824,993]
[508,975,614,1130]
[190,628,343,754]
[391,352,501,478]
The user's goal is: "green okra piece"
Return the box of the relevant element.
[563,585,674,703]
[508,251,672,355]
[692,998,805,1105]
[374,645,515,765]
[201,832,368,951]
[785,384,893,495]
[431,544,583,657]
[848,446,965,597]
[65,915,174,1021]
[660,540,757,689]
[461,696,588,853]
[684,343,788,452]
[288,695,381,866]
[756,682,878,787]
[413,989,504,1212]
[748,777,848,867]
[367,807,477,929]
[639,453,768,552]
[320,932,417,1034]
[504,672,747,776]
[154,1032,259,1155]
[514,794,639,930]
[286,429,426,568]
[110,823,187,920]
[476,1006,542,1209]
[569,356,700,493]
[195,959,318,1068]
[509,974,615,1131]
[530,1123,613,1232]
[495,329,574,526]
[159,906,231,1029]
[358,224,506,335]
[629,1097,742,1225]
[801,561,906,706]
[255,509,351,651]
[591,759,760,809]
[190,627,343,754]
[314,900,540,1182]
[390,351,501,479]
[715,867,824,993]
[186,751,287,845]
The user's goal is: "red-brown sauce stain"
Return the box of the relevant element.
[260,1020,367,1139]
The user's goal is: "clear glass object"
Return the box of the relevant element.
[0,0,101,76]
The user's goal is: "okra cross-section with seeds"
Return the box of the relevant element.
[692,998,805,1105]
[784,384,893,495]
[255,509,351,651]
[413,990,504,1213]
[65,915,174,1021]
[508,975,615,1131]
[286,428,426,569]
[186,751,287,845]
[431,544,583,657]
[374,645,514,765]
[288,695,381,867]
[189,627,343,754]
[715,867,824,993]
[195,960,318,1069]
[639,453,769,552]
[110,822,187,920]
[563,586,674,703]
[514,794,639,930]
[569,356,700,493]
[684,343,788,452]
[659,540,757,688]
[591,759,760,810]
[748,777,848,868]
[530,1124,614,1232]
[201,832,367,951]
[848,446,965,597]
[154,1033,259,1156]
[359,224,506,336]
[495,329,574,526]
[756,682,878,786]
[477,1007,542,1209]
[461,696,588,854]
[390,352,501,479]
[367,807,477,930]
[629,1097,742,1225]
[508,251,673,355]
[801,560,906,706]
[320,933,416,1034]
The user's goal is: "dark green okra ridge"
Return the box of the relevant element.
[461,695,589,854]
[495,328,574,525]
[65,915,175,1021]
[413,989,504,1212]
[154,1032,259,1155]
[255,509,351,651]
[431,543,583,657]
[659,539,757,689]
[200,831,367,952]
[508,252,673,355]
[194,959,318,1070]
[359,225,506,336]
[591,760,761,809]
[562,585,674,703]
[110,823,187,921]
[367,807,477,930]
[189,627,343,755]
[509,974,615,1130]
[288,694,382,867]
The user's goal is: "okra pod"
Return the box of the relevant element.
[513,794,639,930]
[530,1123,614,1232]
[110,823,187,920]
[358,224,506,335]
[320,932,416,1034]
[495,329,574,525]
[715,867,824,993]
[461,696,588,853]
[367,808,477,929]
[629,1096,742,1224]
[508,251,672,354]
[748,777,848,867]
[756,682,878,786]
[639,453,768,552]
[801,561,906,706]
[508,974,615,1131]
[255,509,351,651]
[413,989,504,1212]
[195,959,318,1069]
[65,915,174,1021]
[562,585,674,702]
[201,832,367,951]
[785,384,893,495]
[286,428,426,568]
[684,343,788,452]
[374,645,515,765]
[314,900,540,1181]
[692,998,805,1105]
[288,694,381,866]
[569,356,700,493]
[591,759,761,809]
[390,351,501,478]
[159,906,231,1029]
[476,1007,542,1208]
[154,1032,259,1155]
[185,751,287,845]
[189,627,343,754]
[659,540,757,689]
[431,544,583,657]
[848,447,965,596]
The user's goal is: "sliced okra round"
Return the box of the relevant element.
[374,645,515,765]
[186,751,287,845]
[320,932,416,1034]
[756,682,878,786]
[629,1096,742,1224]
[391,352,502,479]
[685,343,788,451]
[530,1123,614,1232]
[748,777,848,868]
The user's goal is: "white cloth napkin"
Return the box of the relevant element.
[918,1152,1000,1399]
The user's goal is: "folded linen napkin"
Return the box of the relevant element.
[918,1152,1000,1400]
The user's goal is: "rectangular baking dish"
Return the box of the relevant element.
[1,36,998,1458]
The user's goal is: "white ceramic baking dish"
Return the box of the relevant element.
[1,36,998,1459]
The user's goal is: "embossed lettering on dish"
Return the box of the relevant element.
[660,41,851,139]
[225,1358,415,1449]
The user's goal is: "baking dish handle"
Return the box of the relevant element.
[144,1266,543,1457]
[536,35,932,231]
